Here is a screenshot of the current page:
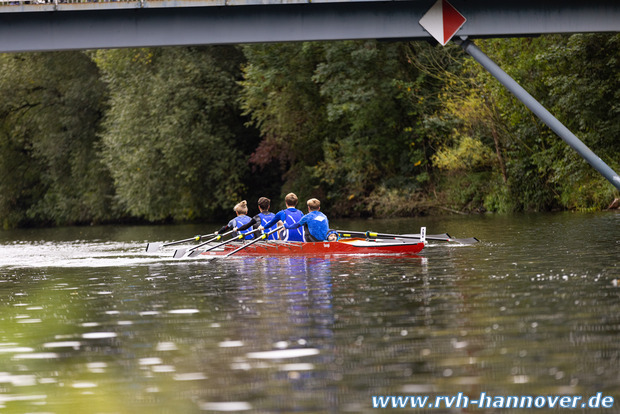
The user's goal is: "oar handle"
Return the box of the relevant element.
[162,232,215,247]
[184,227,265,258]
[199,230,244,253]
[174,229,238,258]
[336,230,366,238]
[198,221,258,252]
[189,229,235,252]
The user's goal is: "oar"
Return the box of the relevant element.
[337,230,450,241]
[179,219,258,259]
[337,230,479,244]
[146,232,216,253]
[173,229,234,259]
[367,231,479,244]
[191,227,265,257]
[222,226,284,258]
[178,227,264,259]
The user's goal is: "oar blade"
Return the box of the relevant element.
[172,248,188,259]
[448,237,480,245]
[187,249,204,258]
[403,234,479,244]
[146,242,163,253]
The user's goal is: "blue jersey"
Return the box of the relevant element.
[256,212,277,240]
[263,207,304,242]
[286,210,329,242]
[282,208,304,241]
[228,215,255,240]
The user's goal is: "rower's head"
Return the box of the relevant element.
[284,193,298,208]
[258,197,271,212]
[234,200,248,216]
[307,198,320,212]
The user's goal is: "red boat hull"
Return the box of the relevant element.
[199,238,424,257]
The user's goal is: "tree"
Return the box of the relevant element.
[240,42,327,203]
[0,51,113,228]
[241,41,429,216]
[537,34,620,210]
[409,35,619,213]
[94,46,249,221]
[313,41,423,215]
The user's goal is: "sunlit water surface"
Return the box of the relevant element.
[0,212,618,413]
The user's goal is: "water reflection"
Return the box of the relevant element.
[0,212,618,413]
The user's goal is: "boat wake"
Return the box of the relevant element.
[0,241,173,269]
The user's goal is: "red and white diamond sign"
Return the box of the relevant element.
[419,0,467,46]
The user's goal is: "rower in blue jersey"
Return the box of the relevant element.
[259,193,304,242]
[285,198,329,242]
[252,197,278,240]
[217,200,255,240]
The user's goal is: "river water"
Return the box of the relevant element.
[0,212,618,413]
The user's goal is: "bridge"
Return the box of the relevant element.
[1,0,619,53]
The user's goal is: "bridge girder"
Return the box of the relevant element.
[0,0,619,52]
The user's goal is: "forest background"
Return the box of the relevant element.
[0,34,618,229]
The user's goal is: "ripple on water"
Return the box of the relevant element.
[198,401,252,411]
[246,348,320,359]
[0,214,618,413]
[82,332,117,339]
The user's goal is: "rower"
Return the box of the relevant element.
[252,197,278,241]
[259,193,304,241]
[217,200,255,240]
[284,198,329,242]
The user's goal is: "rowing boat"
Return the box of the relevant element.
[195,237,425,257]
[146,226,480,259]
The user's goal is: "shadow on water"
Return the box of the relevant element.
[0,211,618,413]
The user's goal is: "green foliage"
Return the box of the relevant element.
[239,42,327,201]
[481,35,620,211]
[538,34,620,209]
[313,41,419,214]
[0,52,113,228]
[433,134,496,172]
[364,185,430,217]
[437,172,496,213]
[1,35,618,229]
[412,35,618,213]
[94,47,249,221]
[241,40,430,216]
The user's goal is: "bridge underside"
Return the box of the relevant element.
[0,0,619,52]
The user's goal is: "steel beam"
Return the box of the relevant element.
[0,0,619,52]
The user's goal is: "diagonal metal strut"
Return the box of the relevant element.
[457,37,620,191]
